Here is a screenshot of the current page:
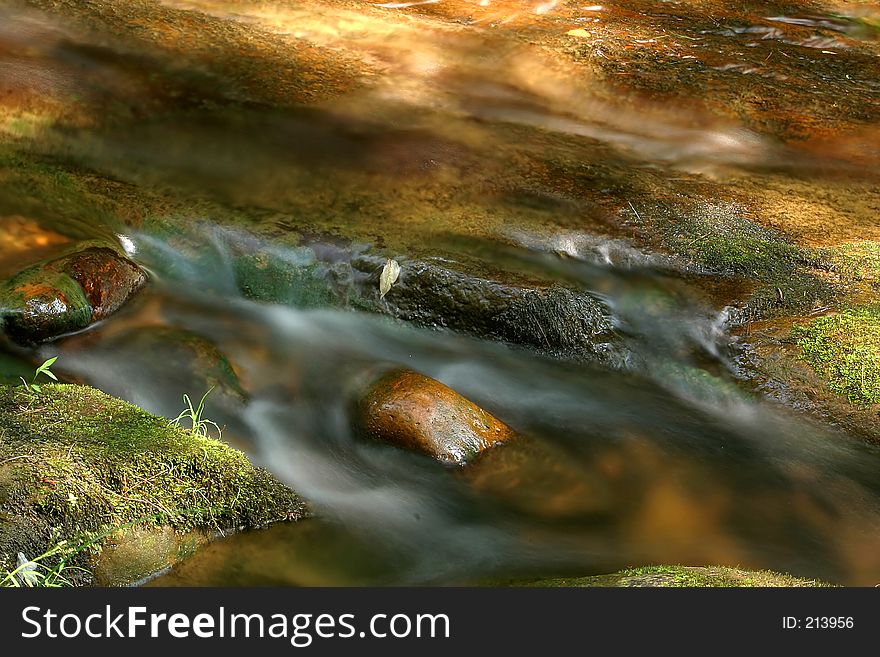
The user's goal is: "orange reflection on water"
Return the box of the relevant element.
[0,216,70,276]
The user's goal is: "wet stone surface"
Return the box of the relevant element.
[0,245,146,344]
[354,368,513,465]
[355,256,625,365]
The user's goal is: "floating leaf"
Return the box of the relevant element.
[379,259,401,299]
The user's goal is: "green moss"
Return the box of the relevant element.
[233,252,336,307]
[818,241,880,285]
[519,565,830,588]
[0,383,306,580]
[656,205,835,319]
[662,208,803,281]
[792,305,880,406]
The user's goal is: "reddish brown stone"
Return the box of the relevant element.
[0,244,146,344]
[59,247,147,321]
[355,368,512,465]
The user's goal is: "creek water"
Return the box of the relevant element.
[1,0,880,585]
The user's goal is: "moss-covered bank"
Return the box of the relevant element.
[731,241,880,442]
[519,565,830,588]
[792,305,880,406]
[0,384,306,585]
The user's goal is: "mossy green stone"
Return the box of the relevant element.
[0,384,306,584]
[0,268,92,343]
[233,253,336,308]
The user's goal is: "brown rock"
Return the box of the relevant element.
[355,368,512,465]
[60,247,147,322]
[0,245,146,344]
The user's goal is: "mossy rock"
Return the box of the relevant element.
[0,384,306,585]
[792,305,880,406]
[0,243,146,344]
[652,204,835,321]
[518,565,830,587]
[662,210,802,282]
[0,268,92,344]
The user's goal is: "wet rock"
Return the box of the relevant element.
[354,257,625,365]
[62,247,146,321]
[0,245,146,344]
[135,224,625,365]
[354,368,513,465]
[92,526,210,587]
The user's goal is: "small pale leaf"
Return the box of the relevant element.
[379,259,401,299]
[36,357,58,374]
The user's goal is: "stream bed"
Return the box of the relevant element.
[1,0,879,585]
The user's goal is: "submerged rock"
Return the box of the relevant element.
[85,326,248,403]
[0,245,146,344]
[354,368,513,465]
[0,384,306,586]
[92,526,210,587]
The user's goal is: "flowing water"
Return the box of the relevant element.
[1,0,880,585]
